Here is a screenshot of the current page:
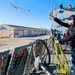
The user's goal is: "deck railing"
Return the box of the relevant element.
[0,38,51,75]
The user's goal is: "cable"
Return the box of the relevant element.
[54,42,69,74]
[10,2,69,74]
[10,2,47,30]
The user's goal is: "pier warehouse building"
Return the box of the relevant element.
[0,24,47,38]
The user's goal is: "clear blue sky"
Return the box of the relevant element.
[0,0,75,29]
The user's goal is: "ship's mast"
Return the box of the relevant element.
[68,0,70,5]
[51,0,54,13]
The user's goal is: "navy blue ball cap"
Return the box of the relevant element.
[66,15,75,20]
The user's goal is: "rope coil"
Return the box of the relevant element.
[54,42,69,74]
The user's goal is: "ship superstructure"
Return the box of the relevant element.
[51,4,75,34]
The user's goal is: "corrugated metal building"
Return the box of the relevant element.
[0,24,47,38]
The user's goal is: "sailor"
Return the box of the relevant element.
[60,4,63,9]
[49,14,75,75]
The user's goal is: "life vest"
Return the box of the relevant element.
[63,31,69,38]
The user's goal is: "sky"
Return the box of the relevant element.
[0,0,75,29]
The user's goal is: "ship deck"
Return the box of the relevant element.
[0,35,73,75]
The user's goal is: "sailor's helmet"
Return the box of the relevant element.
[66,15,75,20]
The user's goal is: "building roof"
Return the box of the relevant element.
[2,24,46,31]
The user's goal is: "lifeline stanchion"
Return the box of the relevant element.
[41,65,51,75]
